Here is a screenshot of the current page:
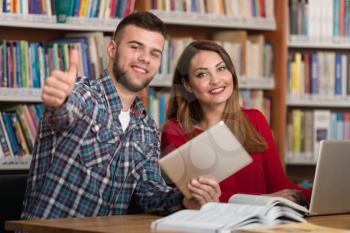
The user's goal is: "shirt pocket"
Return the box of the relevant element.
[80,125,118,168]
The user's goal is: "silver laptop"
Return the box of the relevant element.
[309,140,350,216]
[159,121,252,198]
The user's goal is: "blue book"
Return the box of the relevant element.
[1,40,7,87]
[53,37,91,79]
[191,0,198,12]
[0,115,12,157]
[148,87,155,117]
[330,112,337,139]
[7,43,12,88]
[73,0,80,17]
[335,54,342,95]
[310,53,319,95]
[336,112,344,140]
[15,42,22,88]
[158,95,165,126]
[345,0,350,36]
[90,0,99,17]
[1,112,19,156]
[334,0,340,37]
[31,43,40,88]
[117,0,125,18]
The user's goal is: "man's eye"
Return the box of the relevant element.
[131,45,139,50]
[151,52,161,58]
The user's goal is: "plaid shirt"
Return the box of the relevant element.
[21,71,183,219]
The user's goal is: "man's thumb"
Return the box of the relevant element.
[67,48,79,77]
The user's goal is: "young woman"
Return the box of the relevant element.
[161,40,311,205]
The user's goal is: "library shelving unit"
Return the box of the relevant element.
[0,88,40,170]
[286,0,350,185]
[0,0,289,172]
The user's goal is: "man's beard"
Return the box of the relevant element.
[112,54,154,93]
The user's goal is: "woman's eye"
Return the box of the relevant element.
[218,66,226,72]
[197,73,207,78]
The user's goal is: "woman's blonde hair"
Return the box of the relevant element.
[166,40,267,153]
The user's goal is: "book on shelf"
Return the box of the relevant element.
[0,105,42,164]
[65,32,109,78]
[212,30,247,75]
[0,0,135,21]
[313,110,330,159]
[289,0,336,41]
[288,51,350,99]
[151,194,308,233]
[136,0,274,20]
[287,108,350,163]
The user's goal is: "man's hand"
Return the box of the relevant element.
[182,177,221,210]
[265,189,308,206]
[42,48,79,108]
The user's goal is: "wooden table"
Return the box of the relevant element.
[5,214,350,233]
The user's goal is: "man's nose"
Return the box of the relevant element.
[137,50,150,64]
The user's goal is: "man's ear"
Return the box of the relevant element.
[182,78,193,93]
[107,40,117,59]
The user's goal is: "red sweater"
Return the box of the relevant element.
[161,109,312,202]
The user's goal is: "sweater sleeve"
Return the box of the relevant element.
[251,110,312,201]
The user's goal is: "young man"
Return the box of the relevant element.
[21,12,220,219]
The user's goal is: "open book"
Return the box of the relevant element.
[230,222,350,233]
[151,194,308,233]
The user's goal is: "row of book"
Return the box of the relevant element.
[157,32,273,84]
[140,0,275,20]
[145,88,271,128]
[0,104,43,162]
[289,0,350,41]
[0,0,135,19]
[287,109,350,163]
[1,0,53,15]
[146,88,169,127]
[288,51,350,98]
[1,32,273,88]
[0,33,109,88]
[213,31,274,79]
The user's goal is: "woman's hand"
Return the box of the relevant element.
[182,176,221,210]
[265,189,308,206]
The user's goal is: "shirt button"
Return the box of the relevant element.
[92,125,100,133]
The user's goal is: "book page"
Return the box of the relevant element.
[229,194,276,206]
[263,206,306,225]
[151,209,248,233]
[230,222,349,233]
[152,203,268,233]
[228,194,308,213]
[202,202,269,217]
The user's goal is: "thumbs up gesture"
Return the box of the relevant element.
[42,48,79,108]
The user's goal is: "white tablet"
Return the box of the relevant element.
[159,121,252,198]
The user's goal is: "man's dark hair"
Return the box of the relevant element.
[113,12,166,42]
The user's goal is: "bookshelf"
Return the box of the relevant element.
[286,0,350,186]
[0,88,42,102]
[0,0,288,173]
[148,10,277,30]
